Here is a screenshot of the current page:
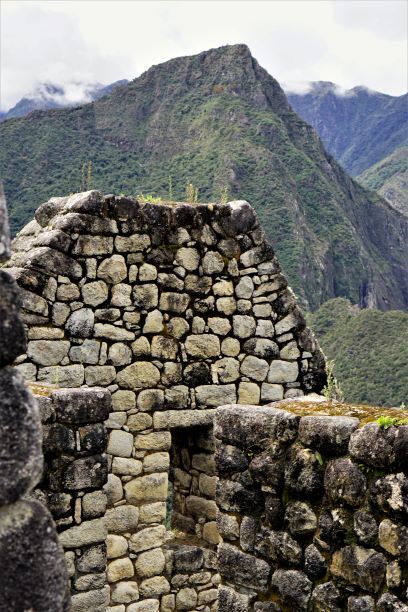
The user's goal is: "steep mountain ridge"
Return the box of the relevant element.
[1,44,407,311]
[287,81,408,176]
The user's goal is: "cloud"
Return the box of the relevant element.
[1,0,406,110]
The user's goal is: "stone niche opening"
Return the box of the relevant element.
[167,425,219,548]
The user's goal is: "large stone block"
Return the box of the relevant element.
[330,545,386,592]
[0,500,70,612]
[0,270,26,365]
[0,368,43,504]
[124,473,168,504]
[271,569,312,611]
[218,543,270,591]
[349,423,408,470]
[299,415,359,455]
[116,361,161,389]
[52,387,111,424]
[214,404,298,450]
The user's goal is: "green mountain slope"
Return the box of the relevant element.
[287,82,408,176]
[1,45,407,311]
[309,298,408,407]
[357,146,408,216]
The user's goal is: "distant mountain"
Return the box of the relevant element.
[1,45,407,312]
[357,146,408,216]
[309,298,408,406]
[286,81,408,176]
[1,80,129,121]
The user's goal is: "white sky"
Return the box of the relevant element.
[1,0,407,110]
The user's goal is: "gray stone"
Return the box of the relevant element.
[107,430,134,457]
[240,355,269,381]
[202,251,224,274]
[196,384,237,407]
[37,364,84,387]
[349,422,408,470]
[111,581,139,604]
[105,505,139,533]
[62,455,107,490]
[111,283,132,307]
[370,472,408,515]
[0,271,27,365]
[235,276,254,299]
[325,457,367,506]
[69,339,101,364]
[116,361,161,389]
[0,182,11,260]
[143,310,164,333]
[299,415,359,455]
[77,544,106,572]
[354,510,378,546]
[85,365,116,385]
[185,334,220,358]
[0,500,69,612]
[284,501,317,535]
[159,292,190,313]
[133,284,158,309]
[268,360,298,383]
[59,517,107,548]
[212,357,240,383]
[97,254,127,284]
[232,315,256,338]
[284,443,323,498]
[261,383,284,401]
[376,593,408,612]
[52,387,111,424]
[82,491,107,519]
[243,337,279,358]
[330,545,386,592]
[218,543,270,591]
[378,519,408,559]
[65,308,94,338]
[0,368,43,504]
[218,585,250,612]
[115,233,150,252]
[255,528,302,566]
[109,342,132,366]
[129,526,166,553]
[347,595,375,612]
[271,569,312,611]
[304,544,327,578]
[124,473,168,504]
[82,280,109,306]
[139,263,157,281]
[310,582,342,612]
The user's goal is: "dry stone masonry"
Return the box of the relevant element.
[214,398,408,611]
[5,190,328,610]
[0,184,70,611]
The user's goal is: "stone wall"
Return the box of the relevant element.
[6,190,327,609]
[214,398,408,611]
[0,184,69,611]
[34,387,111,611]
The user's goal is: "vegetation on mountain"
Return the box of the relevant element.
[309,298,408,407]
[287,82,408,176]
[357,146,408,216]
[1,45,407,311]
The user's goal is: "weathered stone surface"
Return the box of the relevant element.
[117,361,161,389]
[310,581,342,612]
[133,283,158,309]
[94,323,135,341]
[324,458,367,506]
[18,246,83,279]
[52,387,111,424]
[38,364,85,387]
[255,527,302,566]
[347,595,375,612]
[107,534,128,559]
[271,569,312,610]
[284,501,317,535]
[349,423,408,470]
[218,585,250,612]
[268,359,298,383]
[185,495,217,519]
[354,510,378,546]
[0,271,26,365]
[135,548,165,578]
[370,472,408,516]
[76,544,105,573]
[218,543,270,591]
[232,314,256,338]
[196,384,237,407]
[378,519,408,559]
[243,337,279,359]
[65,308,94,338]
[107,430,134,457]
[97,254,127,284]
[284,443,324,498]
[159,292,190,313]
[124,473,168,504]
[376,593,408,612]
[304,544,327,578]
[215,405,298,450]
[105,505,139,533]
[59,517,107,548]
[134,431,171,450]
[299,415,359,455]
[111,581,139,604]
[63,455,107,490]
[71,588,109,612]
[0,368,43,504]
[127,600,159,612]
[0,500,70,612]
[129,526,166,553]
[330,545,386,592]
[185,334,220,358]
[0,182,11,260]
[240,355,269,381]
[212,357,240,383]
[82,280,109,306]
[108,557,135,583]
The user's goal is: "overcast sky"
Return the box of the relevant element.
[1,0,407,110]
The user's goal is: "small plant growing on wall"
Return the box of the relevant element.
[185,182,199,203]
[323,360,344,402]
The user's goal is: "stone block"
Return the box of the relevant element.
[324,458,367,506]
[299,415,359,455]
[218,585,250,612]
[108,557,135,582]
[271,569,312,610]
[117,361,161,389]
[127,600,159,612]
[330,545,386,592]
[129,526,166,553]
[349,423,408,470]
[124,473,168,504]
[218,543,270,591]
[196,384,237,407]
[97,254,127,284]
[0,368,43,504]
[135,547,165,578]
[77,544,106,573]
[134,431,171,451]
[71,587,109,612]
[82,491,107,519]
[176,587,197,610]
[0,500,69,612]
[52,386,111,423]
[107,430,134,457]
[267,359,298,383]
[105,505,139,533]
[62,454,108,490]
[107,534,128,559]
[0,271,26,365]
[173,545,204,572]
